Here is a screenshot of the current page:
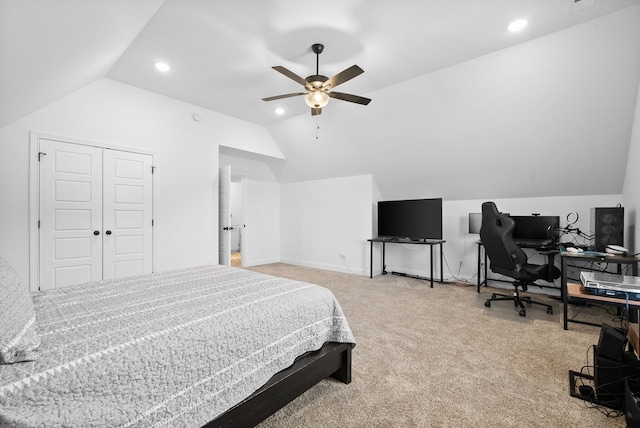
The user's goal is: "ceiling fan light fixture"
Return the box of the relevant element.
[305,90,329,108]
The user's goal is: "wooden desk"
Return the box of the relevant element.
[368,238,445,288]
[564,279,640,330]
[561,252,639,330]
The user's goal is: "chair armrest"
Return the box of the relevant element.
[539,250,559,282]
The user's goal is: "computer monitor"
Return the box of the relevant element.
[510,215,560,242]
[468,213,482,234]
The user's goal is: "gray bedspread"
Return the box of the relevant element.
[0,265,355,427]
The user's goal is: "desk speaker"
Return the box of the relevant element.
[591,207,624,252]
[598,323,627,361]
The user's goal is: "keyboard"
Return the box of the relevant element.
[515,239,553,248]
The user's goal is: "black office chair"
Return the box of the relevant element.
[480,201,560,317]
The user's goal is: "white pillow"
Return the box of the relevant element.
[0,257,40,364]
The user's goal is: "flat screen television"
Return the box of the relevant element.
[510,215,560,242]
[377,198,443,240]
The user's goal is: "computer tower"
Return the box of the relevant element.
[594,346,640,409]
[591,207,624,252]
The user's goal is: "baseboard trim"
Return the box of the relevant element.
[279,258,367,276]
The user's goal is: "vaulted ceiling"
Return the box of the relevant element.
[2,0,640,200]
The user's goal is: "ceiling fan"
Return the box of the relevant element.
[262,43,371,116]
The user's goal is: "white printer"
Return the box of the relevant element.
[581,271,640,301]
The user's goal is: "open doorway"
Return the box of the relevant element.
[230,177,243,267]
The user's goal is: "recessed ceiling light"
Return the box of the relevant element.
[275,108,285,115]
[508,18,528,32]
[154,62,170,72]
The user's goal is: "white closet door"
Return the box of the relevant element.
[102,149,153,279]
[39,139,103,290]
[219,165,231,266]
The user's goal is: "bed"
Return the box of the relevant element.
[0,259,355,427]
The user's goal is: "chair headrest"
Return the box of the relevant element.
[482,201,499,217]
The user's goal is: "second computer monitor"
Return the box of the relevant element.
[511,215,560,242]
[468,213,482,234]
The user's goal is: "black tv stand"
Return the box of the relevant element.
[367,237,445,287]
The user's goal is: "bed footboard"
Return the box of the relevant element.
[205,342,353,428]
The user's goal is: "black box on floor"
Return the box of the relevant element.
[595,346,640,409]
[625,378,640,428]
[598,323,628,361]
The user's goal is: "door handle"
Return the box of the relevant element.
[93,230,100,235]
[105,230,112,235]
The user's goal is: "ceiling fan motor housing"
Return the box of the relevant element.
[306,75,328,88]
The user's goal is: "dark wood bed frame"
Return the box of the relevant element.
[204,342,353,427]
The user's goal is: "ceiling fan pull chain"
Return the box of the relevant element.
[316,117,320,140]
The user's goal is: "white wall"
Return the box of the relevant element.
[275,173,622,282]
[623,81,640,253]
[276,182,622,282]
[0,78,279,286]
[280,175,374,275]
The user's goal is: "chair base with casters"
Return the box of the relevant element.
[484,281,553,317]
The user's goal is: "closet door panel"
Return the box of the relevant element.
[39,140,103,290]
[102,149,153,280]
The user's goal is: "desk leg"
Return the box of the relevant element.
[369,241,373,279]
[484,251,488,288]
[439,242,443,284]
[562,257,568,330]
[382,242,386,275]
[477,244,481,293]
[429,244,434,288]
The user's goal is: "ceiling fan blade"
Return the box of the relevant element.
[322,65,364,90]
[272,66,313,90]
[311,107,322,116]
[328,91,371,105]
[262,92,306,102]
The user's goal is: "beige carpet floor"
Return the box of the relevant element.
[246,263,628,428]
